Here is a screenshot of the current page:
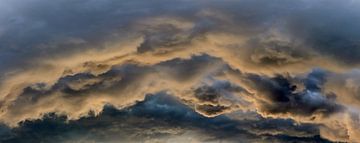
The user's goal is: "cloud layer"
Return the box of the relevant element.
[1,0,360,142]
[1,94,332,143]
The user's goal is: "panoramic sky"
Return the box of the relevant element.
[1,0,360,142]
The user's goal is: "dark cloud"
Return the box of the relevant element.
[243,70,343,118]
[0,94,332,143]
[1,0,360,142]
[192,81,248,117]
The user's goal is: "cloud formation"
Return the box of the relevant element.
[1,94,332,143]
[1,0,360,142]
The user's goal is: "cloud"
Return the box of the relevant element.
[242,70,343,118]
[1,0,360,142]
[0,94,332,143]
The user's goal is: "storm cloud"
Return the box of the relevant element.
[1,94,331,143]
[1,0,360,142]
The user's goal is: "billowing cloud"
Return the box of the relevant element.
[0,94,332,143]
[1,0,360,142]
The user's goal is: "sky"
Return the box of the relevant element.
[0,0,360,142]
